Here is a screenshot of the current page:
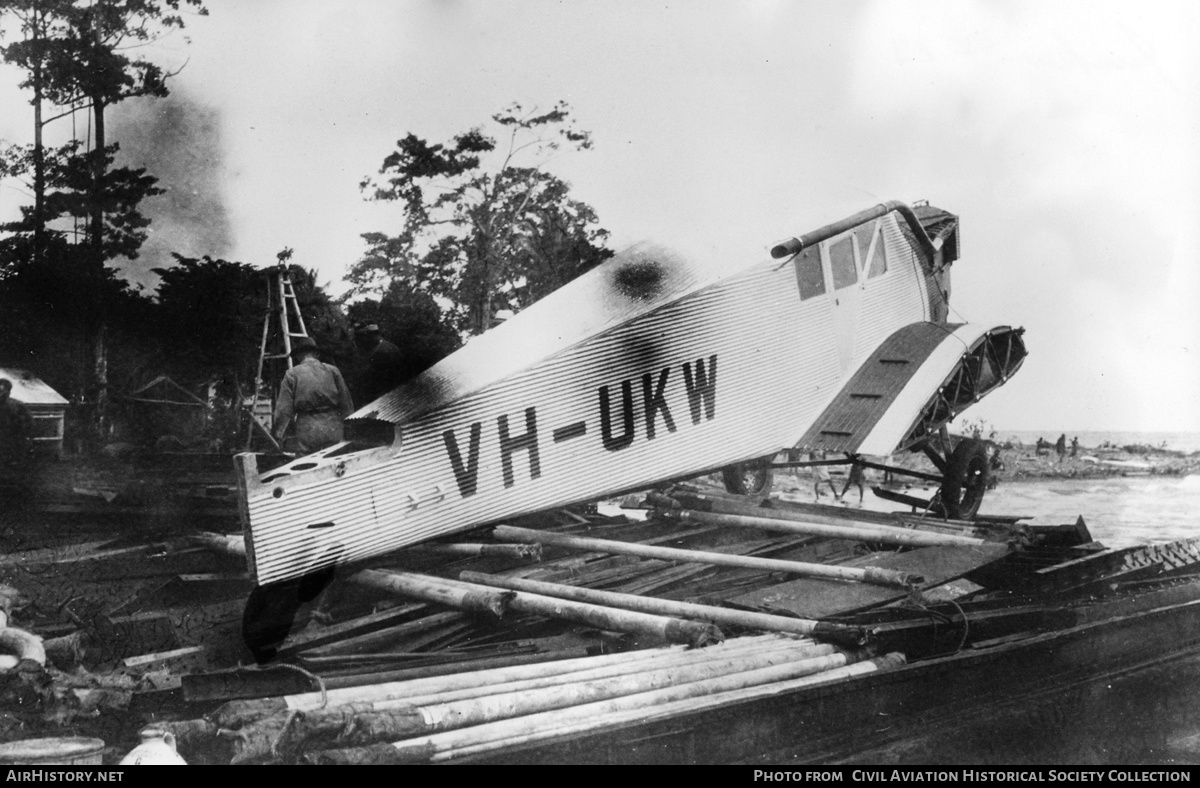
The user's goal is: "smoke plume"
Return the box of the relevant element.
[108,89,233,291]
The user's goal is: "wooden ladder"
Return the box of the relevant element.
[245,259,311,449]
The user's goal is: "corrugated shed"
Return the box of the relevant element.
[0,368,68,408]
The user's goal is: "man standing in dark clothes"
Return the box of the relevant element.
[0,378,33,466]
[1055,433,1067,463]
[273,337,354,454]
[353,323,405,405]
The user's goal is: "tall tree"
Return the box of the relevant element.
[153,255,352,391]
[0,0,73,266]
[349,102,613,336]
[0,0,206,438]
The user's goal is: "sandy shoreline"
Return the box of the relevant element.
[896,439,1200,484]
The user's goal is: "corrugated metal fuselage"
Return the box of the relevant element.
[239,209,946,585]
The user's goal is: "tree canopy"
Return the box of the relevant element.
[0,0,207,435]
[349,102,613,336]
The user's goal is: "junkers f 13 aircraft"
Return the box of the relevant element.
[236,200,1026,638]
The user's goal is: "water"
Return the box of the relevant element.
[979,473,1200,548]
[767,465,1200,550]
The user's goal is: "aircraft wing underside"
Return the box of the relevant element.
[800,322,1027,457]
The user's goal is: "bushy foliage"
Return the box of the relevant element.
[349,102,613,336]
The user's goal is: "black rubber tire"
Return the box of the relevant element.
[721,457,774,496]
[938,438,990,520]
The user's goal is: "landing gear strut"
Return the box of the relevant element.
[922,429,990,520]
[242,565,336,664]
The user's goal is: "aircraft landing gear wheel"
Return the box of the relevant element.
[721,457,774,496]
[935,438,990,520]
[242,565,336,664]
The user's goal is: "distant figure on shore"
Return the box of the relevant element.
[811,450,840,501]
[1055,434,1067,463]
[840,461,865,505]
[1036,437,1050,456]
[1070,436,1079,458]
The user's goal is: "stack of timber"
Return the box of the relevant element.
[159,634,901,764]
[8,473,1200,764]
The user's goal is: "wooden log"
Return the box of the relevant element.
[0,624,46,668]
[366,571,723,649]
[311,650,868,764]
[351,569,511,620]
[409,543,543,561]
[366,638,831,713]
[193,532,247,557]
[241,641,836,761]
[279,634,792,712]
[436,653,908,762]
[110,636,807,737]
[493,525,921,588]
[460,570,864,643]
[674,509,988,548]
[315,647,594,688]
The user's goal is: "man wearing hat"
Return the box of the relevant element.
[273,337,354,453]
[353,322,404,405]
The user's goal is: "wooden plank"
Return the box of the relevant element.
[727,544,1011,619]
[274,603,428,658]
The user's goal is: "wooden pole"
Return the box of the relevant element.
[492,525,921,588]
[408,543,543,561]
[365,571,722,648]
[193,532,248,558]
[433,653,908,763]
[367,637,828,712]
[314,650,868,764]
[351,569,513,620]
[238,641,837,761]
[673,509,989,548]
[459,571,855,640]
[279,634,794,713]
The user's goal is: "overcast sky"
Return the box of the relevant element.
[2,1,1198,434]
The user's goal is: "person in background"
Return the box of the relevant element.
[1070,436,1079,458]
[0,378,33,466]
[811,450,840,501]
[1055,433,1067,463]
[353,323,405,405]
[840,460,865,505]
[273,337,354,454]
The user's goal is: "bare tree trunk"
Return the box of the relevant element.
[31,18,45,267]
[90,89,109,442]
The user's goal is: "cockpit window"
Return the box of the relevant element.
[794,246,825,300]
[854,222,888,279]
[868,230,888,278]
[829,236,857,290]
